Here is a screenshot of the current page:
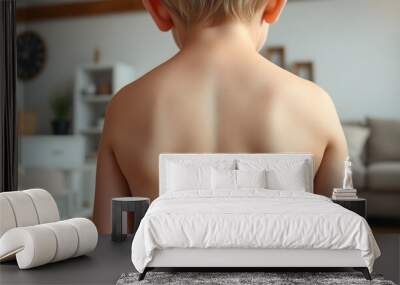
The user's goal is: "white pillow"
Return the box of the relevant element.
[238,159,309,192]
[211,169,236,189]
[166,160,235,191]
[211,169,267,190]
[237,169,267,188]
[167,163,210,191]
[343,125,369,165]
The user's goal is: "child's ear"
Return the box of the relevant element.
[143,0,173,31]
[262,0,287,24]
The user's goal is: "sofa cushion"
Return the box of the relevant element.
[342,119,367,127]
[352,161,367,189]
[343,124,369,166]
[367,162,400,191]
[368,118,400,163]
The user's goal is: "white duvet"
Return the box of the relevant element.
[131,190,380,273]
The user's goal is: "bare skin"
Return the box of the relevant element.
[93,1,348,234]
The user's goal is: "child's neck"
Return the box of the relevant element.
[179,21,261,53]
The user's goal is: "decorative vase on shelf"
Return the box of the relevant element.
[82,84,96,96]
[51,120,71,135]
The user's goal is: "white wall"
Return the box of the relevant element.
[20,13,178,133]
[267,0,400,121]
[19,0,400,133]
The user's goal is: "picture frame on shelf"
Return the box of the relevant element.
[96,81,112,95]
[264,46,286,68]
[292,61,314,82]
[18,111,37,135]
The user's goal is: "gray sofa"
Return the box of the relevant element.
[343,117,400,221]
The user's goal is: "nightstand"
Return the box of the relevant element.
[112,197,150,242]
[332,198,366,218]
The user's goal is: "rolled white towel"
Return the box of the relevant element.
[0,191,39,227]
[0,226,57,268]
[23,189,59,224]
[0,189,60,239]
[64,218,98,257]
[42,221,79,262]
[0,196,17,237]
[0,218,98,269]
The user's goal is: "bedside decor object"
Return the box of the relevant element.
[0,189,98,269]
[332,198,367,218]
[332,157,358,200]
[292,61,314,81]
[112,197,150,242]
[264,46,286,68]
[17,31,46,81]
[343,156,354,189]
[50,92,72,135]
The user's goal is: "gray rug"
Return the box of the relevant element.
[116,272,396,285]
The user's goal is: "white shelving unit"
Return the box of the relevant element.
[69,62,135,218]
[73,62,135,161]
[20,63,135,219]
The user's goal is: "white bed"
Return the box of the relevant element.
[131,154,380,280]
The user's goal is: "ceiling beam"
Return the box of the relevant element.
[17,0,145,22]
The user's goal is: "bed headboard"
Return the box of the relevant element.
[159,153,314,196]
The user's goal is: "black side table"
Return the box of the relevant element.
[112,197,150,242]
[332,198,367,218]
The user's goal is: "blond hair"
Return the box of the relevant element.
[162,0,268,25]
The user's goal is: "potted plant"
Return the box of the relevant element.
[50,93,72,135]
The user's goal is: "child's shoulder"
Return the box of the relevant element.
[263,62,332,107]
[116,57,183,100]
[103,59,180,126]
[268,63,338,125]
[109,63,170,103]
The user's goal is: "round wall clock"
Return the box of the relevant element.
[17,31,47,81]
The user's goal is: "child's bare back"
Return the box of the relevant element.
[93,0,348,233]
